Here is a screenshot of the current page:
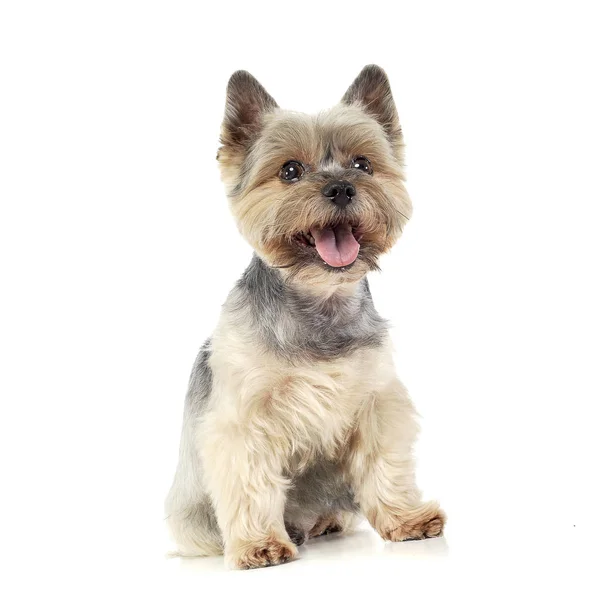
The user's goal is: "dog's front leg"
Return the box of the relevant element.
[346,380,446,541]
[200,409,297,569]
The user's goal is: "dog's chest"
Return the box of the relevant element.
[212,328,395,457]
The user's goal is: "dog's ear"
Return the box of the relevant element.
[341,65,401,139]
[220,71,278,150]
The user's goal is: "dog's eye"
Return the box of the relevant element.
[352,156,373,175]
[280,161,305,182]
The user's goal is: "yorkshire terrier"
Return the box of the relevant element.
[165,65,445,569]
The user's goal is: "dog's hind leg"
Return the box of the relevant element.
[165,341,224,556]
[166,500,223,557]
[308,511,360,538]
[165,427,224,557]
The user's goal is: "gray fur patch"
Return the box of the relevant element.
[164,339,213,520]
[227,255,388,361]
[320,143,334,169]
[186,338,213,414]
[285,459,358,522]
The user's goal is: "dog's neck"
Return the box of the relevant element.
[228,255,388,360]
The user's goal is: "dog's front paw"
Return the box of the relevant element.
[227,536,298,569]
[378,501,446,542]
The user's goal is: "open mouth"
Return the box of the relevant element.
[293,222,363,268]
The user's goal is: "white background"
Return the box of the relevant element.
[1,1,599,598]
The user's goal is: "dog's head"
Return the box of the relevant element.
[217,65,412,286]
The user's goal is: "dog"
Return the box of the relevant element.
[165,65,445,569]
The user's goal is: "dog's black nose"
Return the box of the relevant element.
[322,180,356,208]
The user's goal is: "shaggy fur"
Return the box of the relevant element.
[165,65,445,569]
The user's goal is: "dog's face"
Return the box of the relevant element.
[217,65,412,285]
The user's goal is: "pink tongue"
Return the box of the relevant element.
[310,223,360,267]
